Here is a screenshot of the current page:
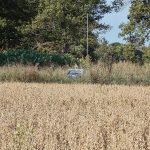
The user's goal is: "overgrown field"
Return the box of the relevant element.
[0,62,150,85]
[0,83,150,149]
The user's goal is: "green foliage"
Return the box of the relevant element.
[0,49,78,66]
[109,42,124,62]
[121,43,144,65]
[120,0,150,44]
[0,25,23,50]
[144,45,150,62]
[122,44,135,61]
[95,42,124,63]
[95,41,146,65]
[119,0,149,65]
[70,45,85,58]
[21,0,111,59]
[0,0,39,24]
[0,0,148,66]
[0,0,114,62]
[0,0,39,50]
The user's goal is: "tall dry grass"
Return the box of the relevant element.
[0,83,150,149]
[91,62,150,85]
[0,65,70,83]
[0,62,150,84]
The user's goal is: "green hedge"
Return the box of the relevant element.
[0,49,78,66]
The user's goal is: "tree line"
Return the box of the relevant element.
[0,0,149,66]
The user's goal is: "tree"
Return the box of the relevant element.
[0,0,39,24]
[24,0,112,59]
[112,0,150,11]
[119,0,149,64]
[143,45,150,62]
[120,0,150,44]
[0,0,39,50]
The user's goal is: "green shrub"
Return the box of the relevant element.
[0,49,79,66]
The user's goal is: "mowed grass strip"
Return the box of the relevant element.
[0,83,150,149]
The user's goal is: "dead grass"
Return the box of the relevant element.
[0,62,150,85]
[0,83,150,149]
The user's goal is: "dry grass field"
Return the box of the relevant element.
[0,62,150,85]
[0,83,150,149]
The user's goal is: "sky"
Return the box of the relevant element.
[101,2,130,44]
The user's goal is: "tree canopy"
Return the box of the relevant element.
[0,0,149,65]
[0,0,39,23]
[120,0,150,44]
[0,0,113,58]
